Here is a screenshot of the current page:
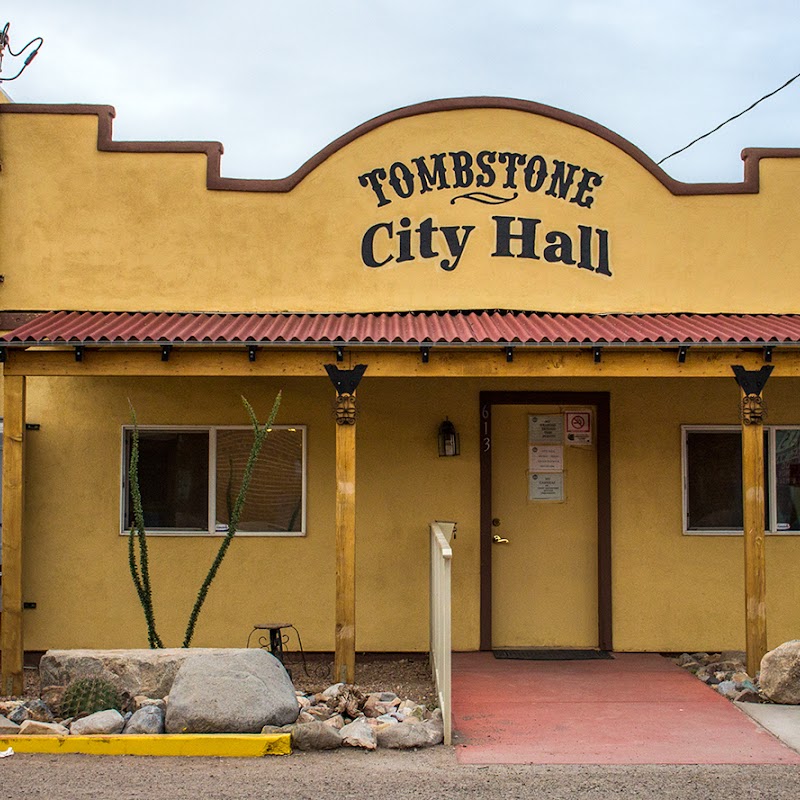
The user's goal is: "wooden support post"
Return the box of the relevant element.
[1,375,26,696]
[334,414,356,684]
[732,365,772,678]
[325,364,367,685]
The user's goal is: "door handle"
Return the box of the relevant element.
[492,534,509,544]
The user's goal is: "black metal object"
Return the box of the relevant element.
[678,345,689,363]
[248,345,258,362]
[732,365,773,395]
[324,363,367,395]
[763,346,774,363]
[420,346,431,363]
[593,346,602,363]
[161,345,172,362]
[74,346,84,362]
[335,345,345,362]
[505,346,514,363]
[247,623,292,663]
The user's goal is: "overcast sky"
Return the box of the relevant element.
[2,1,798,183]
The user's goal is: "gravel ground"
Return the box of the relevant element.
[4,751,800,800]
[287,653,437,706]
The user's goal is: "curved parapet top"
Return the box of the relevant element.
[2,96,797,195]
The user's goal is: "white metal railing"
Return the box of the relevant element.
[429,520,454,745]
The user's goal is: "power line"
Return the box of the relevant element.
[658,70,800,166]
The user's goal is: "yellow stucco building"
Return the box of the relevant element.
[1,96,800,691]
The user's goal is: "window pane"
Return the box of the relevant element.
[216,428,304,532]
[776,429,800,532]
[686,429,769,531]
[686,431,743,530]
[125,431,209,530]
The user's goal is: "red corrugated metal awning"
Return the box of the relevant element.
[4,310,800,347]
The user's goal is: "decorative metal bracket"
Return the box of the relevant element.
[325,364,367,425]
[732,365,773,425]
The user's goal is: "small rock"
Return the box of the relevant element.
[340,716,377,750]
[676,653,696,667]
[260,724,293,734]
[324,714,345,730]
[290,721,342,751]
[716,680,738,698]
[377,718,444,749]
[22,700,54,723]
[70,710,125,736]
[133,696,166,711]
[375,713,400,725]
[296,696,311,710]
[8,705,30,725]
[296,711,315,724]
[123,705,165,734]
[321,683,344,698]
[18,720,70,736]
[734,689,764,703]
[305,705,332,721]
[0,715,21,735]
[731,672,751,684]
[707,660,745,674]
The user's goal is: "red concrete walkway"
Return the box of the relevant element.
[452,652,800,764]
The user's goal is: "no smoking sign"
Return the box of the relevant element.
[565,410,592,445]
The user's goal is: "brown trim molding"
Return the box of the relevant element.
[479,391,612,651]
[0,311,45,331]
[2,98,796,196]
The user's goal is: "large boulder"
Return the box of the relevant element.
[39,648,242,709]
[760,641,800,704]
[165,649,299,733]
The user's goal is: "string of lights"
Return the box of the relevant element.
[0,22,44,83]
[658,69,800,165]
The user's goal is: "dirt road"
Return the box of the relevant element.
[5,747,800,800]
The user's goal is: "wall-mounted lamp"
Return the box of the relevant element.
[438,418,460,457]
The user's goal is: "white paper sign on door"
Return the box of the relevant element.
[529,444,564,472]
[528,472,564,501]
[528,414,564,444]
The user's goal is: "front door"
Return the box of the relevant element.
[490,402,599,649]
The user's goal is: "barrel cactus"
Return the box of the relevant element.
[59,677,122,718]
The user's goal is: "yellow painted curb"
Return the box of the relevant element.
[0,733,291,757]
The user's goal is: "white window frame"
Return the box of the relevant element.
[682,424,800,536]
[120,424,307,537]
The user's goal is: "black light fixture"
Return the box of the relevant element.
[438,418,460,457]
